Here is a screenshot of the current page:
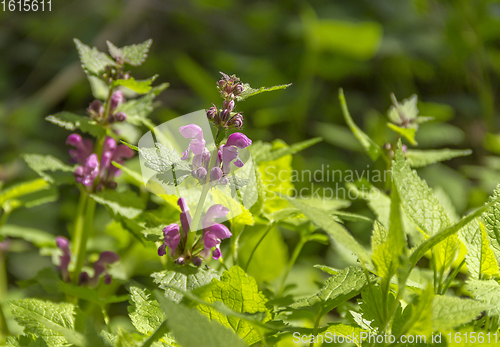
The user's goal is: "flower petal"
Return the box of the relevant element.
[226,133,252,149]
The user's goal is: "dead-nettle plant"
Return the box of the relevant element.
[1,38,500,347]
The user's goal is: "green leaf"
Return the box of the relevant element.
[74,38,117,77]
[372,222,399,280]
[112,161,145,187]
[107,39,152,66]
[0,225,56,247]
[151,267,219,303]
[111,76,157,94]
[465,279,500,316]
[194,266,270,345]
[410,204,492,269]
[393,143,451,236]
[58,282,129,305]
[388,94,419,125]
[5,335,49,347]
[90,190,145,219]
[318,324,367,347]
[406,284,434,336]
[238,225,288,283]
[405,149,472,168]
[23,154,75,185]
[250,137,322,164]
[140,144,185,173]
[236,82,291,102]
[339,89,382,161]
[286,197,372,266]
[483,185,500,260]
[431,296,492,331]
[387,123,417,145]
[128,287,166,335]
[0,179,50,208]
[9,299,83,346]
[289,266,367,316]
[45,112,105,137]
[154,291,248,347]
[462,223,499,279]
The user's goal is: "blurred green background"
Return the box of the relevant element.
[2,0,500,326]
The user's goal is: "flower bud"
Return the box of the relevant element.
[88,100,104,117]
[104,274,112,285]
[229,114,243,128]
[79,272,90,286]
[115,112,127,122]
[402,144,408,154]
[206,105,217,120]
[110,91,124,111]
[234,84,243,95]
[192,257,202,267]
[175,256,185,265]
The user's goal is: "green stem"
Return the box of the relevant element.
[185,128,222,254]
[244,224,273,272]
[72,195,96,284]
[440,258,465,295]
[309,314,322,347]
[141,320,169,347]
[278,236,306,297]
[0,211,11,341]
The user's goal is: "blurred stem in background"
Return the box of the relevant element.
[0,211,11,342]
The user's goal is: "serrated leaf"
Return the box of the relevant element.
[483,185,500,261]
[115,85,168,126]
[432,296,492,331]
[152,267,219,303]
[90,190,145,219]
[128,287,165,335]
[0,179,50,207]
[466,279,500,316]
[46,112,105,137]
[9,299,83,346]
[74,39,117,77]
[339,89,381,161]
[393,144,451,236]
[236,82,291,102]
[251,137,322,164]
[462,223,499,279]
[286,197,371,266]
[195,266,270,345]
[405,149,472,168]
[139,143,191,175]
[289,266,367,316]
[107,39,152,66]
[372,222,399,280]
[0,225,55,247]
[154,292,248,347]
[387,123,417,145]
[111,76,157,94]
[23,154,75,185]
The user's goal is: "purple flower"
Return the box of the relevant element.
[228,113,243,128]
[67,134,93,165]
[217,133,252,174]
[74,154,100,186]
[88,100,104,118]
[192,147,211,180]
[56,236,71,282]
[179,124,206,160]
[206,104,218,120]
[158,224,181,257]
[89,251,119,286]
[200,205,231,260]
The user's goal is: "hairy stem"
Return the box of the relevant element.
[72,195,96,284]
[309,314,322,347]
[185,128,221,254]
[244,224,273,272]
